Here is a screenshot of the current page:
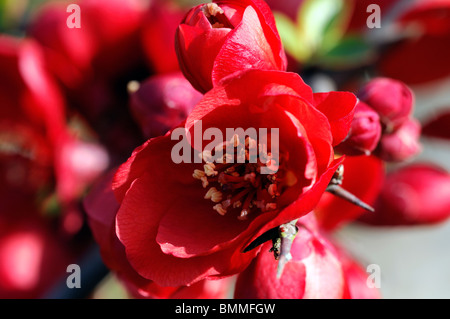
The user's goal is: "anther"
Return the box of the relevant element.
[213,203,227,216]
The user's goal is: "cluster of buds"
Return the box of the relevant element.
[337,77,421,162]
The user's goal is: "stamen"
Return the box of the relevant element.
[204,163,218,176]
[200,176,209,188]
[268,184,278,197]
[202,3,224,18]
[230,134,240,147]
[193,169,206,180]
[244,173,256,185]
[204,187,223,203]
[285,170,298,187]
[213,203,227,216]
[238,209,249,221]
[193,133,288,220]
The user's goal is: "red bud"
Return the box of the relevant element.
[337,101,382,156]
[358,77,414,132]
[129,72,202,138]
[175,0,287,93]
[376,118,422,162]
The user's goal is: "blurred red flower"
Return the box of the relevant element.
[0,215,74,299]
[379,0,450,85]
[359,163,450,226]
[128,72,203,139]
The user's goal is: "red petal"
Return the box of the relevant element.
[176,24,231,93]
[337,248,382,299]
[314,92,357,146]
[116,172,258,287]
[212,6,286,85]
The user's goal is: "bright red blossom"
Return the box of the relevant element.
[175,0,287,93]
[111,69,356,287]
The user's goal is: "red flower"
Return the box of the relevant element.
[84,170,233,299]
[0,37,108,208]
[29,0,147,88]
[175,0,287,93]
[28,0,151,158]
[336,101,382,156]
[128,72,203,139]
[141,0,185,74]
[0,35,108,237]
[379,0,450,85]
[111,69,356,287]
[0,217,74,299]
[375,118,422,162]
[357,77,414,132]
[359,163,450,226]
[234,214,347,299]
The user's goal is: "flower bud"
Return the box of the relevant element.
[375,118,421,162]
[128,72,203,138]
[175,0,287,93]
[336,101,382,156]
[358,77,414,131]
[359,164,450,226]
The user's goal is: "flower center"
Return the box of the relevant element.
[193,135,294,220]
[202,3,233,29]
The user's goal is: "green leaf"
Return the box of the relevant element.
[274,12,312,63]
[319,36,375,69]
[298,0,344,52]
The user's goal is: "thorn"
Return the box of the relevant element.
[243,227,279,253]
[276,220,298,279]
[326,184,375,213]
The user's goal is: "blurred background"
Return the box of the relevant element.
[0,0,449,298]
